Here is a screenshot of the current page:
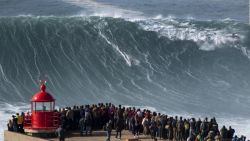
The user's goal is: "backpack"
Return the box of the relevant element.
[172,120,177,128]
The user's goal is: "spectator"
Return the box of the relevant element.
[12,115,18,132]
[227,126,235,140]
[7,119,13,131]
[56,125,66,141]
[106,120,112,141]
[115,117,124,139]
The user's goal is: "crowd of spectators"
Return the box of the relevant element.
[7,112,25,133]
[57,103,247,141]
[7,103,247,141]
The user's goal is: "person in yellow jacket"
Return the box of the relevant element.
[184,120,190,140]
[16,113,24,133]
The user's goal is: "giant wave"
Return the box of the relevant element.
[0,16,250,138]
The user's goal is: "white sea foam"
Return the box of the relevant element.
[63,0,144,19]
[241,47,250,60]
[136,17,245,51]
[63,0,246,52]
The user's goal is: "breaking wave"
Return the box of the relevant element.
[0,15,250,138]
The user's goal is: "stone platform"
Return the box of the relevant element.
[5,130,160,141]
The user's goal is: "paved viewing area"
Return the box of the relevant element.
[48,130,154,141]
[5,130,156,141]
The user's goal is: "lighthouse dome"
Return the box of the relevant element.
[31,84,55,102]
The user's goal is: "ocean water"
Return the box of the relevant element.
[0,0,249,140]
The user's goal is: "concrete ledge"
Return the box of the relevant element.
[4,130,48,141]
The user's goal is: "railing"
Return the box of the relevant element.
[44,112,60,128]
[24,114,32,127]
[23,112,60,128]
[52,112,60,127]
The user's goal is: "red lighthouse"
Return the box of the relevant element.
[24,83,59,136]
